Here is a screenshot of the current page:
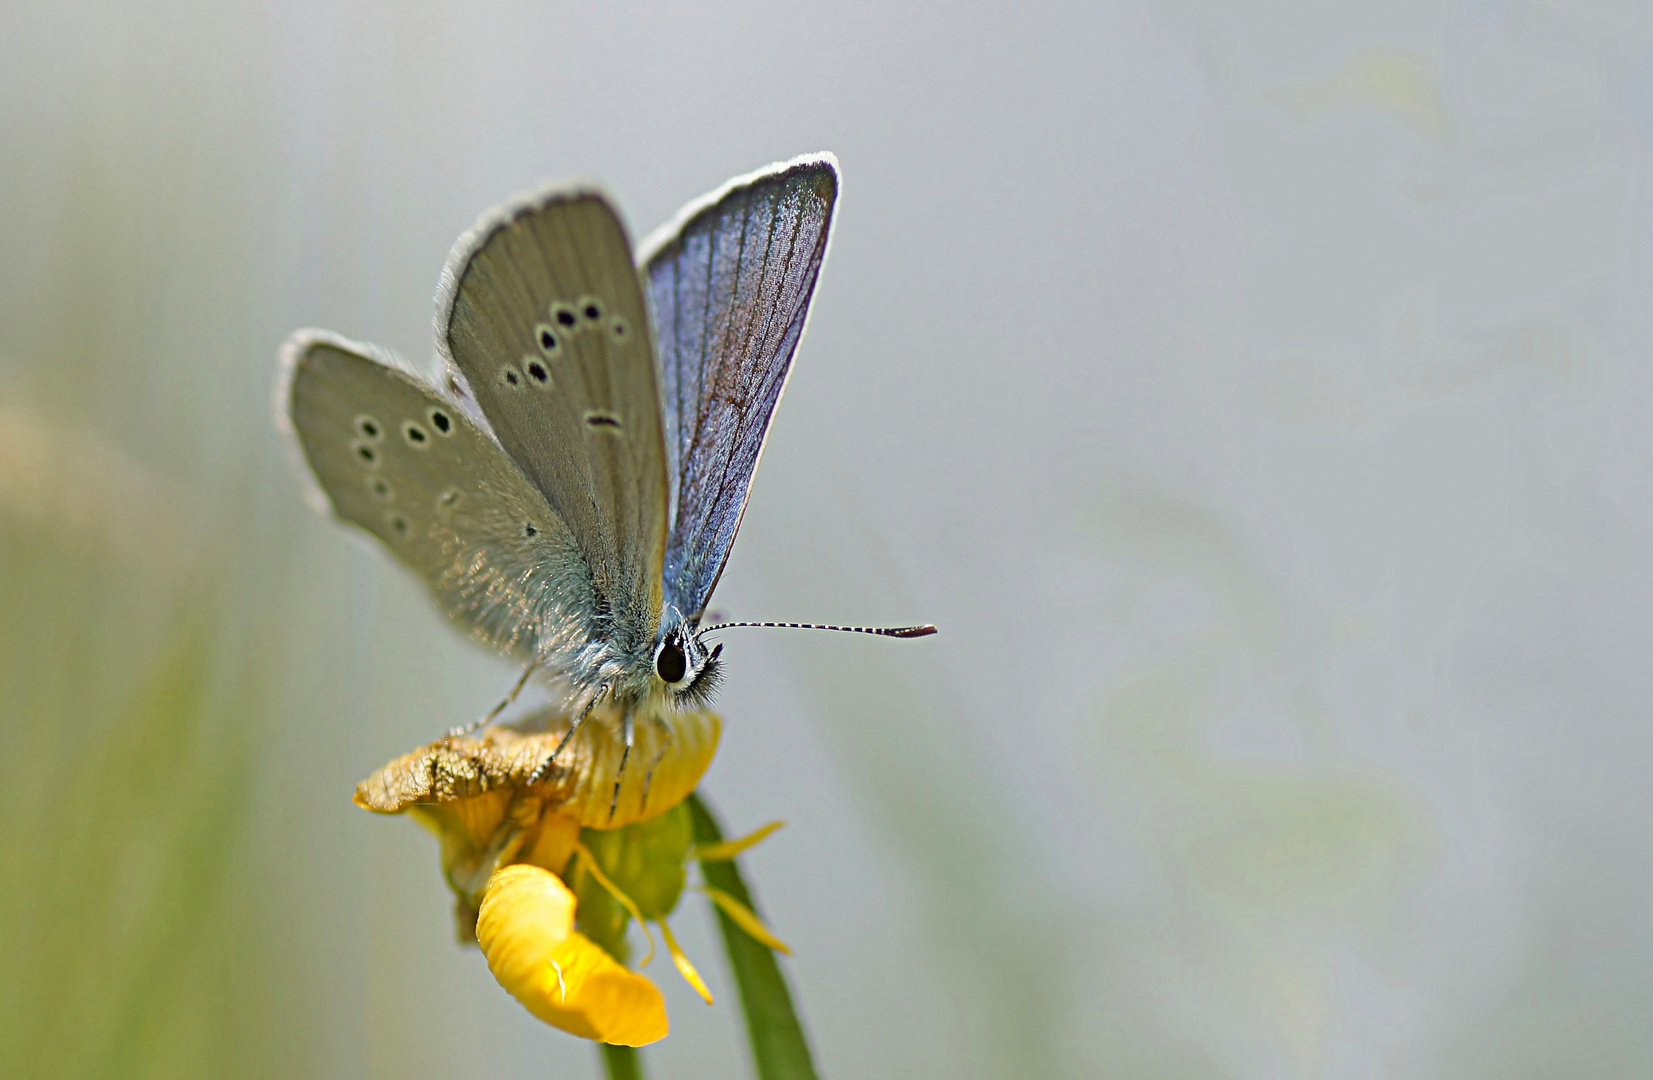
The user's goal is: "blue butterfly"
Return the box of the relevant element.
[281,153,932,786]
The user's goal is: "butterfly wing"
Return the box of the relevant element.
[640,153,839,620]
[437,186,670,676]
[280,331,595,664]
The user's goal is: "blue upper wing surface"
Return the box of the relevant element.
[642,154,839,619]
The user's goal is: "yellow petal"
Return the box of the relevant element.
[552,705,722,827]
[477,865,668,1046]
[658,920,713,1005]
[691,820,785,862]
[524,812,580,874]
[697,885,792,955]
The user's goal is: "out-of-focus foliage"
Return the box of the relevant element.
[0,410,309,1078]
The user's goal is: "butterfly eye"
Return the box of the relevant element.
[426,407,453,435]
[354,415,384,441]
[609,316,630,342]
[655,641,687,684]
[576,295,605,323]
[550,302,579,330]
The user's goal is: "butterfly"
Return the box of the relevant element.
[279,153,933,789]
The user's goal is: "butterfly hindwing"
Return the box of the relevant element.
[438,188,670,665]
[282,331,596,663]
[641,153,839,619]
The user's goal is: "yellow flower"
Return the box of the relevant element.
[355,701,790,1046]
[476,864,668,1046]
[353,703,720,936]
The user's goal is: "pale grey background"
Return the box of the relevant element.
[3,1,1652,1077]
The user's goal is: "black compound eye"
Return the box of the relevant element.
[656,641,687,684]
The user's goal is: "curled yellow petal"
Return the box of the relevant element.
[477,865,668,1046]
[697,885,792,955]
[691,820,785,862]
[658,920,713,1005]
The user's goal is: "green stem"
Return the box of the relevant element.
[688,793,819,1080]
[599,1043,644,1080]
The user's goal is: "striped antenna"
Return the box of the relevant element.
[697,621,937,639]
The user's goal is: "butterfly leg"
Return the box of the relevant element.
[448,659,540,737]
[608,705,635,823]
[528,689,602,786]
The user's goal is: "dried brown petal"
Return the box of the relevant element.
[354,725,560,814]
[354,703,721,830]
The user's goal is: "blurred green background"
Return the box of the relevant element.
[6,1,1653,1077]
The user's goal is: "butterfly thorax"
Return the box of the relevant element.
[545,601,718,713]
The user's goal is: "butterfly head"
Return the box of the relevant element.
[653,612,722,708]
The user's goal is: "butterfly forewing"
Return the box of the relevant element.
[283,333,598,663]
[642,154,838,619]
[439,190,669,659]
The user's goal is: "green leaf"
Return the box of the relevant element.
[688,794,819,1080]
